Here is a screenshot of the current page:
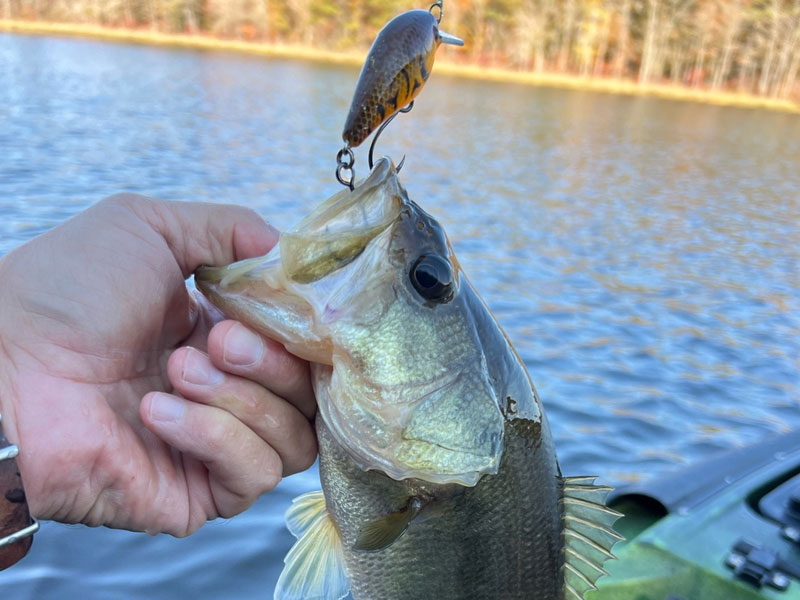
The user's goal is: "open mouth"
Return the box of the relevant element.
[280,158,404,284]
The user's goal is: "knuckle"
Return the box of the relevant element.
[260,459,283,493]
[99,193,131,207]
[216,500,245,520]
[99,193,150,214]
[282,423,318,476]
[266,346,309,392]
[297,436,318,472]
[204,419,234,456]
[262,416,291,443]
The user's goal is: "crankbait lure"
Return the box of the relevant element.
[336,1,463,190]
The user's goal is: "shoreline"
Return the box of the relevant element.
[2,19,798,115]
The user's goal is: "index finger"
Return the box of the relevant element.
[127,196,280,276]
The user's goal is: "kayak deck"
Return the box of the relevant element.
[590,430,800,599]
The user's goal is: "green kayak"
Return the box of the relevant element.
[590,430,800,600]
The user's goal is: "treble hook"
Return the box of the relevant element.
[368,101,414,172]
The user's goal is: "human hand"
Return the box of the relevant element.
[0,194,317,536]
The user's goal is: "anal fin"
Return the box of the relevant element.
[275,491,350,600]
[561,476,624,600]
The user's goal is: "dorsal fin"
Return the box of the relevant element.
[561,476,624,600]
[274,491,350,600]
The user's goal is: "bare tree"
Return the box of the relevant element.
[557,0,579,71]
[3,0,798,102]
[710,0,745,90]
[612,0,633,78]
[592,0,613,76]
[770,1,800,97]
[638,0,660,83]
[757,0,780,94]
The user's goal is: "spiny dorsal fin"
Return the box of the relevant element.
[561,477,624,600]
[274,491,350,600]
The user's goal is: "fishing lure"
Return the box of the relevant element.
[336,1,463,189]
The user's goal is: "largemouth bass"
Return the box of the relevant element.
[195,159,621,600]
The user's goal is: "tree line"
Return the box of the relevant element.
[2,0,798,100]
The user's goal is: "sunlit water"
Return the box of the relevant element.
[1,33,798,598]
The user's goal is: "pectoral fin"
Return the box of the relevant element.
[561,477,624,600]
[275,491,350,600]
[354,497,423,552]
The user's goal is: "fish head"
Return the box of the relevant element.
[196,158,505,487]
[196,158,403,364]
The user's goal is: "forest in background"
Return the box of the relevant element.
[1,0,798,101]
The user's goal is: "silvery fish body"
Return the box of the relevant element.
[195,159,620,600]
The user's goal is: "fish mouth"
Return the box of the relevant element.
[280,158,405,284]
[193,158,407,365]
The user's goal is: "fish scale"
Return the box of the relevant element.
[194,159,621,600]
[337,301,474,388]
[318,417,563,600]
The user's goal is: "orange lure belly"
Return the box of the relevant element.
[342,10,442,148]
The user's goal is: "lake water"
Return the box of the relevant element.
[1,32,799,598]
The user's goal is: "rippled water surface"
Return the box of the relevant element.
[1,33,798,598]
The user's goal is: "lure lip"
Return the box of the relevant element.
[438,29,464,46]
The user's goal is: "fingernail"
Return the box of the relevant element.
[150,393,185,423]
[223,323,264,367]
[182,349,223,386]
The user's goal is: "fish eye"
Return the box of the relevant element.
[410,254,454,303]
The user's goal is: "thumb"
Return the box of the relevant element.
[133,196,279,276]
